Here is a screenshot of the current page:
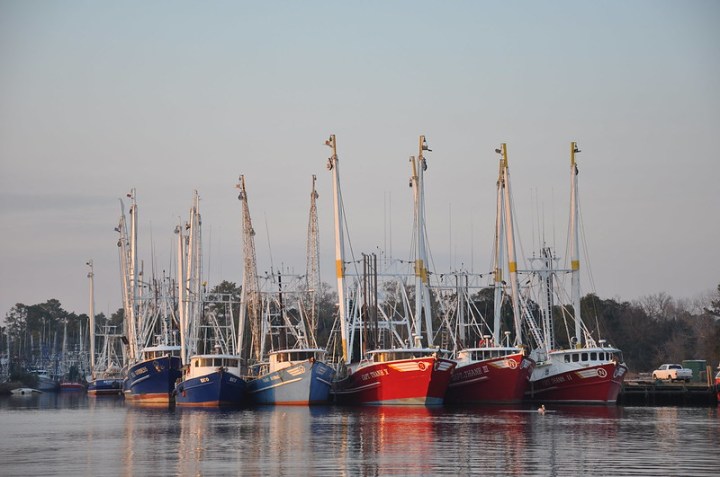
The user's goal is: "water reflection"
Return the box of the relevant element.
[335,406,439,476]
[1,397,718,476]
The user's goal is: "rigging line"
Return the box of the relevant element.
[263,213,275,280]
[338,184,361,278]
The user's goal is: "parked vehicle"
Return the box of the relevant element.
[652,364,692,382]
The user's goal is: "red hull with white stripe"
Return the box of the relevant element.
[445,351,535,404]
[528,348,627,404]
[333,355,456,405]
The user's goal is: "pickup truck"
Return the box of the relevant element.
[652,364,692,382]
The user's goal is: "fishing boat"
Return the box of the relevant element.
[174,192,249,407]
[444,145,535,404]
[117,190,182,405]
[59,381,85,391]
[86,325,124,396]
[30,369,59,392]
[525,143,627,404]
[84,261,123,396]
[238,176,335,405]
[175,349,247,407]
[123,344,182,405]
[246,347,335,405]
[329,135,456,405]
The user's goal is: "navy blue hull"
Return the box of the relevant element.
[175,370,247,407]
[123,356,182,405]
[88,378,123,396]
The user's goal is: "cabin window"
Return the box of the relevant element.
[572,354,579,362]
[590,352,597,361]
[195,361,199,367]
[581,353,588,362]
[564,354,571,363]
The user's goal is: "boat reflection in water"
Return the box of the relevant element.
[335,406,439,475]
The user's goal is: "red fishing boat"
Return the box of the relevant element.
[445,145,535,404]
[334,349,455,405]
[446,346,534,404]
[328,135,455,405]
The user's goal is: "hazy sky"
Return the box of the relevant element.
[1,1,718,320]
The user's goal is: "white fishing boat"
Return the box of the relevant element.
[239,176,335,405]
[525,143,627,404]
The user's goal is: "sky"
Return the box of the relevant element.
[1,1,718,321]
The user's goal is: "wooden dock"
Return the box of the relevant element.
[619,380,718,406]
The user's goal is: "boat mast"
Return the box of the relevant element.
[128,189,139,358]
[237,176,262,363]
[497,144,524,346]
[87,260,96,373]
[183,191,202,362]
[569,142,583,347]
[175,221,187,364]
[306,175,320,347]
[492,152,506,345]
[326,134,349,364]
[409,135,433,347]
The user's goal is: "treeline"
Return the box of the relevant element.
[2,282,719,375]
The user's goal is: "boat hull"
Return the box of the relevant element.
[247,360,335,405]
[88,378,123,396]
[333,357,456,406]
[175,369,247,407]
[528,362,627,404]
[59,382,86,392]
[445,353,535,404]
[34,375,59,392]
[123,356,183,405]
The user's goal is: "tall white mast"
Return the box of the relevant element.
[128,189,139,360]
[237,176,261,363]
[409,135,433,347]
[181,191,202,363]
[116,193,138,362]
[326,134,349,364]
[87,260,96,373]
[498,144,524,346]
[569,142,582,346]
[492,155,506,345]
[175,222,187,364]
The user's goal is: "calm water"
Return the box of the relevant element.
[0,393,718,476]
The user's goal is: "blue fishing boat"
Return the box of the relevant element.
[246,349,335,405]
[237,176,335,405]
[123,344,183,405]
[88,378,123,396]
[174,353,246,407]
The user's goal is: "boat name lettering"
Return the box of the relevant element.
[133,366,148,376]
[200,377,210,383]
[545,374,571,386]
[362,369,389,381]
[452,366,486,382]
